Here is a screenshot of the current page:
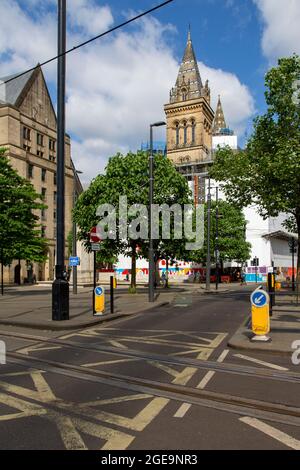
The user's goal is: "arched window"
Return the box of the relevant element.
[182,88,187,101]
[191,119,196,144]
[175,123,179,146]
[183,121,187,145]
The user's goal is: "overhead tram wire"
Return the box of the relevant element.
[0,0,174,88]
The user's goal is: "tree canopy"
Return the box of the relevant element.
[190,199,251,266]
[0,148,48,268]
[73,151,192,290]
[210,55,300,272]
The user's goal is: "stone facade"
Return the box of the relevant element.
[0,67,75,283]
[164,32,214,167]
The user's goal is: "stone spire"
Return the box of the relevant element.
[169,30,205,104]
[213,95,227,134]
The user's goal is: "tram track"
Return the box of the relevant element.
[1,329,300,431]
[4,350,300,430]
[0,329,298,385]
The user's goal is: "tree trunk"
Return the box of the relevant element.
[130,243,136,291]
[1,249,3,296]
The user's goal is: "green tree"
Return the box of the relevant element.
[210,55,300,274]
[0,148,48,291]
[190,200,251,267]
[73,151,192,291]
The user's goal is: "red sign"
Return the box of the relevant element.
[90,226,101,243]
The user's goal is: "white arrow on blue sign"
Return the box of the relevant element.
[95,286,103,296]
[250,290,269,308]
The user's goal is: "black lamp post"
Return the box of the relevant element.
[72,169,83,295]
[149,121,166,303]
[215,187,220,291]
[206,178,212,291]
[52,0,68,320]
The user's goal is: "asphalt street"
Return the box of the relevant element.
[0,287,300,450]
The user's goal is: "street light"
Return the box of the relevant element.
[215,187,220,291]
[206,183,222,291]
[52,0,68,321]
[72,169,83,295]
[206,178,211,291]
[149,121,166,303]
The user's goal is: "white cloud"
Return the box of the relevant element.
[254,0,300,62]
[67,0,114,36]
[199,63,255,136]
[0,0,57,75]
[0,0,256,184]
[66,18,179,183]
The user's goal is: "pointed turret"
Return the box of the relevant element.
[213,95,227,135]
[169,30,205,103]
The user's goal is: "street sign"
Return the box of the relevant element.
[94,286,105,314]
[69,256,80,267]
[95,286,103,296]
[90,226,101,243]
[91,243,101,251]
[250,289,269,308]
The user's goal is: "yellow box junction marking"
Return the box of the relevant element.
[0,370,167,450]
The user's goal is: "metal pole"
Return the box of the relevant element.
[110,275,114,314]
[292,239,296,292]
[93,251,96,314]
[166,257,169,288]
[215,187,219,291]
[72,188,77,295]
[206,178,211,291]
[149,125,155,302]
[52,0,69,320]
[255,257,258,284]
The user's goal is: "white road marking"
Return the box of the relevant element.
[174,349,230,418]
[234,354,289,371]
[240,417,300,450]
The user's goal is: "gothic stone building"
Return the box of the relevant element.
[0,66,76,284]
[164,32,215,204]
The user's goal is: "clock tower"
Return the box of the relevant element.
[164,31,214,169]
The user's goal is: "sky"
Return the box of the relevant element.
[0,0,299,184]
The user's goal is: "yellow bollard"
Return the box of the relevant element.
[250,289,271,342]
[113,277,117,289]
[94,286,105,315]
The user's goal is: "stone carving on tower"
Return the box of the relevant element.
[164,30,214,167]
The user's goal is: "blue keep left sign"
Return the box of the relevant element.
[95,286,103,296]
[251,290,269,308]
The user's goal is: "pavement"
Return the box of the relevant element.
[0,281,235,332]
[2,282,299,355]
[0,284,186,331]
[228,290,300,356]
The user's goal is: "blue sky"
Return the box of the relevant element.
[0,0,299,182]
